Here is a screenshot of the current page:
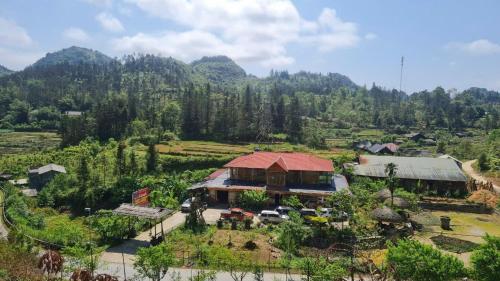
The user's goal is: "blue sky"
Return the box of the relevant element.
[1,0,500,93]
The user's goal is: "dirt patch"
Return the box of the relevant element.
[430,235,479,253]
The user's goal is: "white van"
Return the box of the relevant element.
[258,210,289,224]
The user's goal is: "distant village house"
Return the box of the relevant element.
[28,164,66,190]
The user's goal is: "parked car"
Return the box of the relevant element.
[319,208,333,217]
[275,206,294,216]
[220,208,254,221]
[299,208,317,217]
[300,208,327,225]
[258,210,289,224]
[181,198,207,213]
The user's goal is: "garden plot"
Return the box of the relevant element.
[413,210,500,265]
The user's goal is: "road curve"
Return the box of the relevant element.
[462,160,499,194]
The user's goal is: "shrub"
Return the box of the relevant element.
[281,195,304,209]
[387,239,466,281]
[239,190,269,211]
[471,235,500,281]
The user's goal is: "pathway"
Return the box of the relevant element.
[463,160,500,194]
[100,208,223,265]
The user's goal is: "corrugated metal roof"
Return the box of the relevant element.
[353,155,467,182]
[224,152,333,172]
[31,164,66,175]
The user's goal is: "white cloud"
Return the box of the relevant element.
[116,0,362,67]
[0,47,43,70]
[96,12,124,32]
[365,33,378,40]
[446,39,500,55]
[0,17,33,47]
[83,0,113,8]
[63,27,90,42]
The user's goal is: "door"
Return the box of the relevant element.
[217,190,228,203]
[274,193,281,206]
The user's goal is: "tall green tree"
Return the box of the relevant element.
[146,142,158,173]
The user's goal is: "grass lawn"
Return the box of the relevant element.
[14,207,97,247]
[0,131,61,155]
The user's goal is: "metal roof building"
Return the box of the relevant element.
[353,155,467,182]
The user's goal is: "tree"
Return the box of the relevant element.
[146,142,158,173]
[327,190,354,217]
[471,235,500,281]
[436,141,446,154]
[134,243,175,281]
[239,190,269,211]
[287,93,302,143]
[129,149,138,175]
[281,195,304,209]
[478,153,490,171]
[387,239,466,281]
[276,211,311,254]
[384,162,398,207]
[252,266,264,281]
[116,141,126,178]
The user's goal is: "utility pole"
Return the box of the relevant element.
[399,56,404,94]
[85,207,94,278]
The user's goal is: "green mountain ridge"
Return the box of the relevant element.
[0,64,14,77]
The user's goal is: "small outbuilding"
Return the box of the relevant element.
[28,164,66,190]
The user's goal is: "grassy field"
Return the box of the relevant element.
[0,131,61,155]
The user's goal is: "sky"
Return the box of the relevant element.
[1,0,500,94]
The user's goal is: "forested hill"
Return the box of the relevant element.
[191,56,247,84]
[32,46,114,68]
[0,45,498,147]
[0,65,13,77]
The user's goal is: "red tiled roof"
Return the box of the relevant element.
[206,168,227,180]
[384,143,399,153]
[224,152,333,172]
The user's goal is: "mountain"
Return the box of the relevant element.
[32,46,114,68]
[0,65,13,77]
[191,56,247,84]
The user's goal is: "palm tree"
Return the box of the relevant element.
[385,162,398,207]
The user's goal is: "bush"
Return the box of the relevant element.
[281,195,304,209]
[239,190,269,211]
[471,235,500,281]
[387,239,466,281]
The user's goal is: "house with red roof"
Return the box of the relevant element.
[199,152,348,205]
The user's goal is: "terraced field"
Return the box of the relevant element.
[156,140,353,160]
[0,131,61,155]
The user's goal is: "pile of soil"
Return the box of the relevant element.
[468,190,498,209]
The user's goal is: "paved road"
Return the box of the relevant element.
[101,208,223,265]
[463,160,500,194]
[99,262,304,281]
[0,188,9,239]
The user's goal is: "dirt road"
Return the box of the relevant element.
[463,160,500,194]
